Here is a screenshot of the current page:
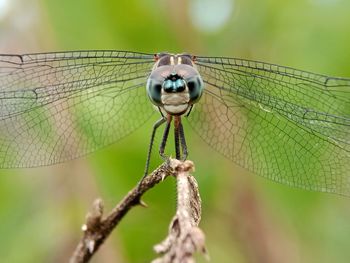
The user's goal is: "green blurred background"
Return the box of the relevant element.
[0,0,350,262]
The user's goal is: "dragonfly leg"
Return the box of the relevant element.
[185,105,194,117]
[174,116,181,160]
[178,119,188,160]
[159,115,172,160]
[142,116,167,180]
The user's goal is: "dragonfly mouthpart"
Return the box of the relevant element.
[161,92,190,115]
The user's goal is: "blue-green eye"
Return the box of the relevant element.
[187,77,203,103]
[146,79,162,106]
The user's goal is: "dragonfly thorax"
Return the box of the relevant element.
[146,53,204,115]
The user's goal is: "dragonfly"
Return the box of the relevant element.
[0,50,349,195]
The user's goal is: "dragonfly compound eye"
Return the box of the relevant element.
[146,79,162,106]
[187,76,204,103]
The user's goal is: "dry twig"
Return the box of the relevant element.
[153,159,208,263]
[69,159,206,263]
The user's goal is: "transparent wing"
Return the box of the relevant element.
[189,56,350,195]
[0,51,156,168]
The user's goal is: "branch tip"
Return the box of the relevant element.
[138,199,148,208]
[81,224,88,232]
[85,198,104,231]
[169,159,195,174]
[85,240,95,254]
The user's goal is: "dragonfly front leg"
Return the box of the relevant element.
[174,116,181,160]
[142,116,167,180]
[174,116,188,160]
[178,119,188,160]
[159,115,172,160]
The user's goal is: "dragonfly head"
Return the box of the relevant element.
[146,53,204,115]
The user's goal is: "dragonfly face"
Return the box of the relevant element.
[146,53,204,115]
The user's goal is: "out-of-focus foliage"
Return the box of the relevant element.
[0,0,349,262]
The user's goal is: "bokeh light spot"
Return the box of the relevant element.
[188,0,234,33]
